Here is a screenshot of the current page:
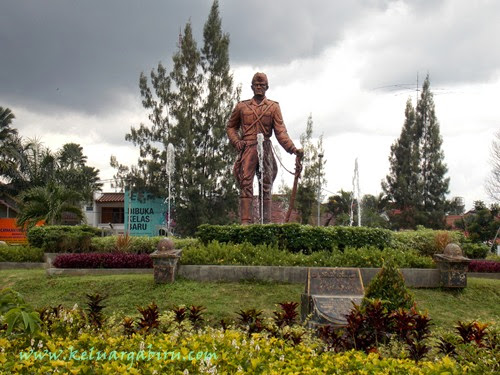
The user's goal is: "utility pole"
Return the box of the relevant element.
[127,179,132,235]
[416,72,419,106]
[317,153,324,226]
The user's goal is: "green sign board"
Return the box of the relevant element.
[124,190,167,236]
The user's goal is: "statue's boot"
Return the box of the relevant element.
[263,199,272,224]
[240,197,253,225]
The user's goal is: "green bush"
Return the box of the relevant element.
[0,246,44,262]
[27,225,101,253]
[180,241,434,268]
[90,236,199,254]
[196,224,393,253]
[392,228,465,256]
[26,226,198,254]
[461,242,489,259]
[89,236,116,252]
[363,261,415,312]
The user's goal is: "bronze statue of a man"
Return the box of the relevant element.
[227,72,303,224]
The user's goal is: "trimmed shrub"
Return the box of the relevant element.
[0,246,44,262]
[392,228,465,256]
[461,242,489,259]
[468,260,500,273]
[196,224,393,253]
[180,241,435,268]
[90,236,198,254]
[363,261,415,312]
[89,236,116,253]
[52,253,153,268]
[338,247,434,269]
[27,225,101,253]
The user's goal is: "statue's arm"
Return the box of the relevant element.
[272,103,298,154]
[226,103,242,148]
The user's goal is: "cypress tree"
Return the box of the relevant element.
[415,75,450,228]
[382,98,421,228]
[382,75,449,229]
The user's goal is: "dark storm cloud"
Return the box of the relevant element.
[0,0,393,115]
[0,0,209,114]
[1,0,499,116]
[221,0,391,65]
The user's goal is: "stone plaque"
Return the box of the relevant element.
[313,296,363,325]
[306,268,364,296]
[301,268,365,327]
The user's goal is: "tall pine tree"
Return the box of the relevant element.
[383,75,449,229]
[123,1,238,235]
[382,98,422,228]
[199,0,239,223]
[415,75,449,228]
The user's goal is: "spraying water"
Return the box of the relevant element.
[166,143,175,234]
[350,158,362,227]
[257,133,264,224]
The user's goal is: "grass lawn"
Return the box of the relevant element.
[1,269,498,329]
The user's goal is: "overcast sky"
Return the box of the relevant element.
[1,0,499,210]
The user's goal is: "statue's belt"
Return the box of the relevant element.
[242,138,271,147]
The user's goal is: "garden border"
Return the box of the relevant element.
[3,256,498,282]
[45,265,448,287]
[0,262,45,270]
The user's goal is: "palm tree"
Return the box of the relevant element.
[0,107,19,182]
[325,190,353,226]
[55,143,102,201]
[0,107,17,142]
[2,138,57,195]
[57,143,87,170]
[16,183,84,228]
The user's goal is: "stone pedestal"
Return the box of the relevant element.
[433,243,470,288]
[150,238,182,284]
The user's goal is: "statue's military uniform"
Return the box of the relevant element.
[227,96,298,223]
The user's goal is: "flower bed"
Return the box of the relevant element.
[0,332,468,374]
[1,289,498,374]
[53,253,153,269]
[468,260,500,273]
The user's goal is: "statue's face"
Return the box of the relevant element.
[251,79,268,97]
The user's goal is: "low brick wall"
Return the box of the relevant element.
[178,265,442,288]
[468,272,500,280]
[178,265,307,284]
[46,268,151,276]
[42,265,500,285]
[0,262,45,270]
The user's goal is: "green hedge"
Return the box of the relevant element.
[390,228,466,256]
[90,236,198,254]
[180,241,435,268]
[461,242,490,259]
[0,245,44,262]
[196,223,393,253]
[27,225,101,253]
[26,225,198,254]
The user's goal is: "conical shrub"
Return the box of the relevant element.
[363,260,414,312]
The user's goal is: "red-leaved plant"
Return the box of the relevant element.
[468,260,500,273]
[53,253,153,268]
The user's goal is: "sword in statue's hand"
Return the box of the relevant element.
[285,154,303,223]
